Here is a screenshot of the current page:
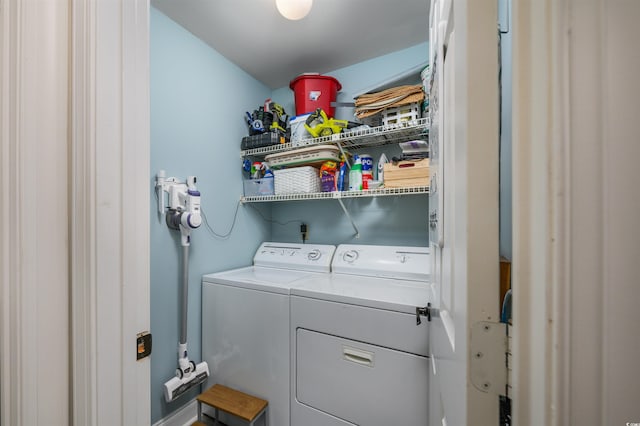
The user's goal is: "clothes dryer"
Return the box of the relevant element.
[290,244,434,426]
[202,242,335,426]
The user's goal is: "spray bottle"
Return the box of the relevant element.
[348,155,363,191]
[377,153,389,183]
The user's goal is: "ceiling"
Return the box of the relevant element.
[152,0,430,89]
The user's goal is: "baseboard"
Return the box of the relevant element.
[152,400,197,426]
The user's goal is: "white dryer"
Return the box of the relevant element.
[202,242,336,426]
[290,244,434,426]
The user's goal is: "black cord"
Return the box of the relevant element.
[246,202,303,227]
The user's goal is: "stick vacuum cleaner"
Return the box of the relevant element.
[156,171,210,402]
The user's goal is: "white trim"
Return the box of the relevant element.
[70,0,150,424]
[0,2,19,423]
[121,0,151,423]
[511,0,558,424]
[510,0,640,424]
[1,0,70,424]
[70,0,98,423]
[152,400,197,426]
[549,2,572,424]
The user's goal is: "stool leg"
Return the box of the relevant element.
[214,407,219,425]
[197,400,202,422]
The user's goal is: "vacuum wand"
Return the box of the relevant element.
[180,245,189,346]
[156,171,210,402]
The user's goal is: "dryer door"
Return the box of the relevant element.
[296,329,429,426]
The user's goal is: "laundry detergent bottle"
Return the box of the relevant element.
[348,155,363,191]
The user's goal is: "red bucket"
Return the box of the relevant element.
[290,74,342,118]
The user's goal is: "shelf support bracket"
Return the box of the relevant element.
[336,197,360,238]
[334,140,351,168]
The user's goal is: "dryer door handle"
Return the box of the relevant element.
[342,346,374,367]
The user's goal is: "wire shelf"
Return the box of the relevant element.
[240,117,430,158]
[240,186,429,203]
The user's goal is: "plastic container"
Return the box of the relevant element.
[377,153,389,181]
[241,132,286,150]
[289,113,312,145]
[382,102,422,126]
[243,177,274,196]
[290,74,342,117]
[348,156,363,191]
[360,154,373,188]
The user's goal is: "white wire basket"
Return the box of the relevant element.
[274,166,321,195]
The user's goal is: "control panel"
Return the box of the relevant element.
[253,242,336,272]
[332,244,430,282]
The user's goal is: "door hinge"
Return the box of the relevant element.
[470,321,508,395]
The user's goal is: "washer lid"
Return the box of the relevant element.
[203,266,322,294]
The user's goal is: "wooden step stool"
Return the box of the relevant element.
[195,384,268,426]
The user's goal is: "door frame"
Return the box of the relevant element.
[512,0,640,424]
[511,0,565,423]
[1,1,71,424]
[1,0,151,424]
[70,0,151,424]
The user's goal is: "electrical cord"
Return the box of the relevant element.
[201,201,241,240]
[246,202,303,227]
[156,185,302,239]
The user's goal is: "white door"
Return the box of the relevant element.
[428,1,502,425]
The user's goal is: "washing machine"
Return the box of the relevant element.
[290,244,434,426]
[202,242,336,426]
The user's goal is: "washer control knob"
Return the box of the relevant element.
[343,250,359,263]
[307,249,321,261]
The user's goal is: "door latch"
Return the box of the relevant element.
[136,331,152,360]
[416,303,432,325]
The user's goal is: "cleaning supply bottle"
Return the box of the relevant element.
[377,153,389,182]
[348,155,363,191]
[337,161,347,191]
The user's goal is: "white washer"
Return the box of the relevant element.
[202,242,336,426]
[290,244,434,426]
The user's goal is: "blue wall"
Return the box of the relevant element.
[271,43,430,122]
[151,8,429,421]
[150,8,272,422]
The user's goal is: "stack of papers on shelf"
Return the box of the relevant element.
[355,85,425,119]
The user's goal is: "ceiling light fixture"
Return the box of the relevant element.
[275,0,313,20]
